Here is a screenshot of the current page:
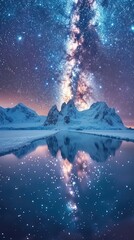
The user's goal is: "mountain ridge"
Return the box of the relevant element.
[0,101,126,130]
[44,100,125,130]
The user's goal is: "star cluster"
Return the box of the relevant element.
[0,0,134,125]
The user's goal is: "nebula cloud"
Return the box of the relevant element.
[60,0,105,110]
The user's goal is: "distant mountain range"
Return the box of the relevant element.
[0,101,126,130]
[44,100,125,130]
[0,103,45,125]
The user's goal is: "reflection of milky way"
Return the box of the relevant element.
[45,132,122,227]
[60,0,104,109]
[58,150,101,226]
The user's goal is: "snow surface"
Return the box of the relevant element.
[0,130,58,156]
[0,121,45,130]
[72,130,134,142]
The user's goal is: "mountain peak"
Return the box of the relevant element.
[44,100,78,126]
[60,99,78,118]
[86,101,124,127]
[61,102,67,111]
[15,103,27,108]
[8,103,30,112]
[90,101,109,110]
[44,105,59,126]
[11,103,38,116]
[67,99,75,106]
[61,99,75,110]
[0,103,42,125]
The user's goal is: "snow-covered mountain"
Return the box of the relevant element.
[44,105,59,126]
[44,100,125,130]
[0,103,45,125]
[0,101,126,130]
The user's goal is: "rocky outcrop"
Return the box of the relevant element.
[44,105,59,126]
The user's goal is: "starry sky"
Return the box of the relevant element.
[0,0,134,126]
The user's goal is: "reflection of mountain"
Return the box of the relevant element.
[0,139,47,158]
[13,139,47,158]
[1,132,122,160]
[46,132,122,162]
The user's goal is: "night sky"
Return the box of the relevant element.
[0,0,134,126]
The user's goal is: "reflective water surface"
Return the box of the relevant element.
[0,132,134,240]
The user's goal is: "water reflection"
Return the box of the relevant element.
[46,132,122,231]
[0,133,134,240]
[46,131,122,162]
[15,139,48,159]
[0,138,47,158]
[0,131,122,162]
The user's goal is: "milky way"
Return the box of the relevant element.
[60,0,104,110]
[0,0,134,125]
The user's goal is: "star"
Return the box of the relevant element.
[37,33,42,38]
[131,25,134,32]
[17,35,23,41]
